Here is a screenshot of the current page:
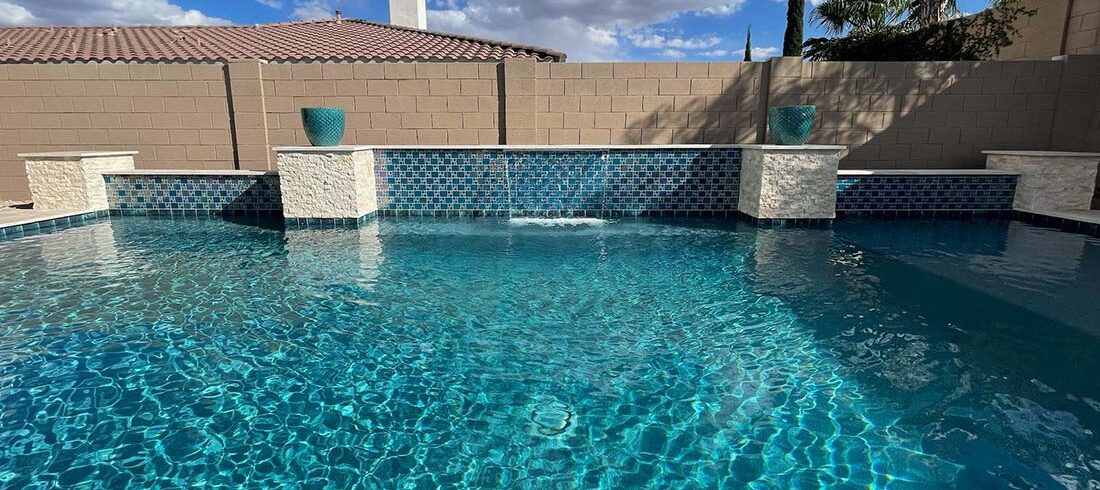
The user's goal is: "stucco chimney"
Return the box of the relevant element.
[389,0,427,30]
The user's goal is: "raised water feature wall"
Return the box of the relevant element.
[373,147,741,216]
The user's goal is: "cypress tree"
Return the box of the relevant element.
[783,0,804,57]
[744,26,752,62]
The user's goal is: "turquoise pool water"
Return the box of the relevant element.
[1,217,1098,488]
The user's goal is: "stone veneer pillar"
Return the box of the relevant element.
[984,151,1100,211]
[274,146,378,224]
[737,145,845,220]
[21,151,137,211]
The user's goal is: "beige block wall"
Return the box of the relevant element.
[1,57,1099,201]
[517,61,764,145]
[998,0,1100,60]
[260,61,500,156]
[777,59,1064,169]
[0,62,233,200]
[1066,0,1100,55]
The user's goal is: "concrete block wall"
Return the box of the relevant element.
[998,0,1100,60]
[503,61,764,145]
[260,61,501,151]
[0,63,234,200]
[2,56,1100,201]
[772,58,1066,168]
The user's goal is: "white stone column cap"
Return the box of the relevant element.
[737,144,846,151]
[274,146,375,153]
[982,150,1100,158]
[18,150,139,160]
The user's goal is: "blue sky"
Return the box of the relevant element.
[0,0,995,61]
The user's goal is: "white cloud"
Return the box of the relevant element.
[427,0,757,61]
[809,0,827,5]
[0,0,230,26]
[0,1,39,25]
[254,0,284,8]
[701,45,779,59]
[586,26,618,47]
[659,48,686,58]
[291,0,334,20]
[629,32,722,50]
[696,2,747,16]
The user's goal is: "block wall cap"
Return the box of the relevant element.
[19,151,140,160]
[982,150,1100,158]
[277,144,847,151]
[100,169,277,176]
[839,169,1021,176]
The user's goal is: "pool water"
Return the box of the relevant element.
[1,217,1098,488]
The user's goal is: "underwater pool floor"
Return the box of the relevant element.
[0,217,1098,488]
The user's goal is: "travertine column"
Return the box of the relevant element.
[274,146,378,225]
[984,150,1100,211]
[738,145,845,220]
[21,151,137,211]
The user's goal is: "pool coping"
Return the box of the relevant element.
[101,169,278,176]
[273,144,848,152]
[0,209,111,241]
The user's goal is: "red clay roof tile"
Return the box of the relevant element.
[0,18,565,63]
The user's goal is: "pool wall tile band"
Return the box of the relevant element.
[1013,210,1100,237]
[373,148,742,216]
[105,175,282,213]
[0,210,110,242]
[835,174,1018,213]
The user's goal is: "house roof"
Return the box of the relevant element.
[0,18,566,64]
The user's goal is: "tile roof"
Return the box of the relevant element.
[0,18,566,64]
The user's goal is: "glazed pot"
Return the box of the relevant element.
[767,105,816,145]
[300,107,345,146]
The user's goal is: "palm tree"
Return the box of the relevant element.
[812,0,960,36]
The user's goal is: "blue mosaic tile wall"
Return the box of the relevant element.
[105,174,282,213]
[836,174,1017,212]
[374,148,741,216]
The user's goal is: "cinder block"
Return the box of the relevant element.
[581,63,614,79]
[550,63,581,79]
[613,63,645,78]
[578,96,610,112]
[353,64,385,79]
[595,79,628,95]
[657,79,689,95]
[645,63,677,78]
[383,63,416,79]
[594,112,625,129]
[398,79,430,95]
[316,63,349,80]
[367,80,399,95]
[611,96,642,112]
[416,96,447,113]
[429,79,461,96]
[385,96,416,113]
[447,64,479,79]
[336,80,368,96]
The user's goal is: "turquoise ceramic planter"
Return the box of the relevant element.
[768,105,816,145]
[301,107,345,146]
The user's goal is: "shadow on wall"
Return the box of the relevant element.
[623,60,1067,171]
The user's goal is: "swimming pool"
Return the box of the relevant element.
[1,217,1098,488]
